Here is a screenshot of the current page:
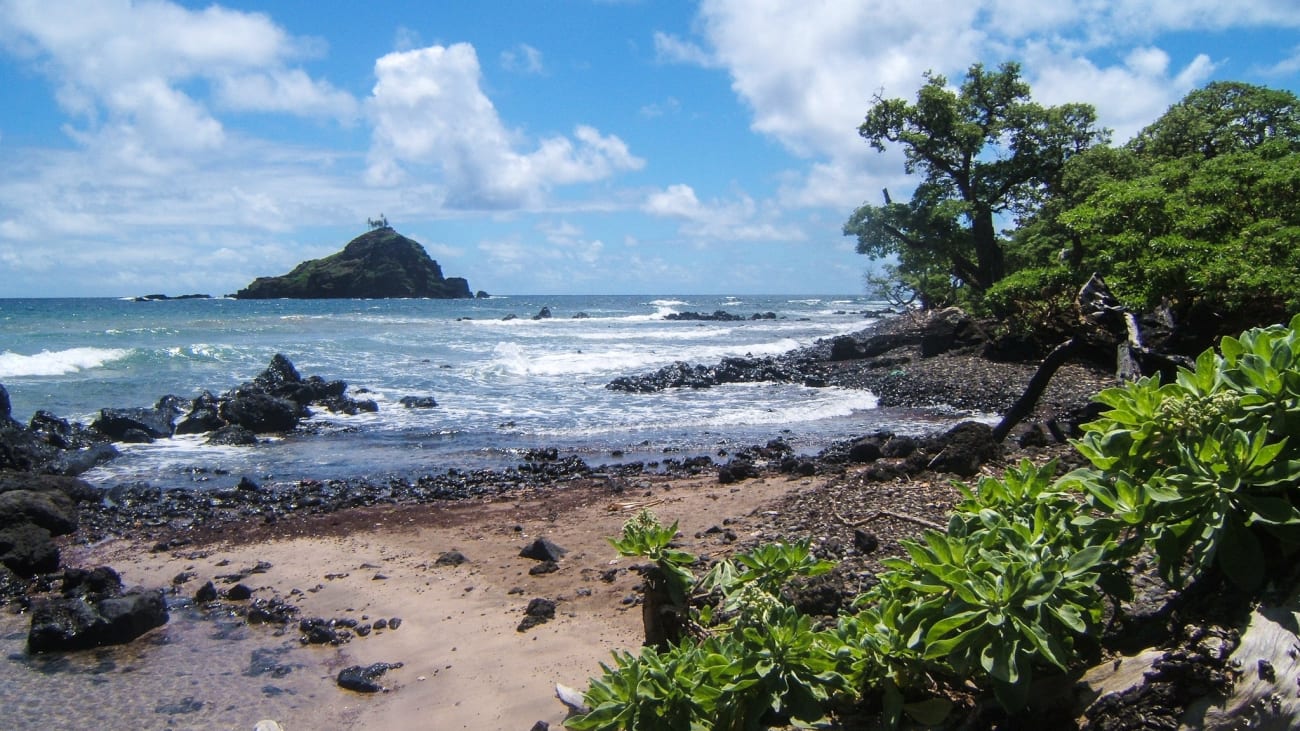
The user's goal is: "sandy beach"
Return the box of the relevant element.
[59,471,817,729]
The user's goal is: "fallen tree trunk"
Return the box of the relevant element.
[991,337,1081,443]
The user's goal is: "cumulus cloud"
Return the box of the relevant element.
[0,0,357,158]
[644,184,805,242]
[674,0,1300,209]
[365,43,644,208]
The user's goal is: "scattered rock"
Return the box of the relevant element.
[519,537,568,562]
[435,550,469,567]
[337,661,403,693]
[517,597,557,632]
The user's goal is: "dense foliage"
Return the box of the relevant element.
[569,315,1300,730]
[844,62,1107,307]
[850,68,1300,339]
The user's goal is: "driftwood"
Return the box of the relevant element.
[991,274,1174,443]
[992,337,1081,443]
[834,507,945,532]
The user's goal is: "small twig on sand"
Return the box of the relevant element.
[607,499,665,513]
[834,507,944,531]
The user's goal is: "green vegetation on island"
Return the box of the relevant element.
[233,225,472,300]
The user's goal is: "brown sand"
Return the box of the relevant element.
[67,472,813,730]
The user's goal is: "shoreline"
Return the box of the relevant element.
[2,310,1116,729]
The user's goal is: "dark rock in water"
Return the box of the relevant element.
[475,290,490,299]
[233,227,472,299]
[175,391,225,435]
[0,383,10,422]
[572,312,590,319]
[154,696,204,714]
[337,661,403,693]
[0,418,58,473]
[399,395,438,409]
[91,406,176,441]
[194,581,218,604]
[502,313,518,321]
[206,425,260,446]
[256,354,302,392]
[517,597,557,632]
[3,410,115,475]
[0,523,59,577]
[519,537,568,562]
[219,393,301,433]
[299,617,351,645]
[0,489,77,534]
[237,476,262,492]
[533,306,553,320]
[28,587,168,652]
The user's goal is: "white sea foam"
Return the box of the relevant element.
[647,299,689,306]
[0,347,132,378]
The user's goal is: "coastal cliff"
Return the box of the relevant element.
[234,228,472,299]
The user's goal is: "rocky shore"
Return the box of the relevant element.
[8,308,1264,729]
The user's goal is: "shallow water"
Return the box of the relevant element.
[0,603,357,730]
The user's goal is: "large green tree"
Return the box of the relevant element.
[844,62,1107,306]
[1004,81,1300,337]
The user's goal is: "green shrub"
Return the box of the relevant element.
[1069,314,1300,590]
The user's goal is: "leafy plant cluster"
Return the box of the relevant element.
[569,316,1300,730]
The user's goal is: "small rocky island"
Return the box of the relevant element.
[234,225,472,299]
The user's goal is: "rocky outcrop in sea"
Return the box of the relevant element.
[233,227,472,299]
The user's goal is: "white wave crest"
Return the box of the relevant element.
[0,347,132,378]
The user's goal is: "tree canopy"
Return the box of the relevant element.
[849,68,1300,343]
[844,62,1107,306]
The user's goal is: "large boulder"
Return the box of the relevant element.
[920,308,988,358]
[174,391,225,435]
[91,406,176,441]
[218,392,303,433]
[0,489,77,534]
[0,472,99,503]
[925,421,999,477]
[0,523,59,577]
[233,228,473,299]
[28,587,168,652]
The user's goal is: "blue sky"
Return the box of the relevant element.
[1,1,1297,297]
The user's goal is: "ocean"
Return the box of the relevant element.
[1,295,964,489]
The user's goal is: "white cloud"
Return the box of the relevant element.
[678,0,1300,210]
[643,184,805,242]
[214,69,359,122]
[0,0,356,155]
[653,31,719,67]
[1026,45,1216,140]
[365,43,643,208]
[500,43,545,75]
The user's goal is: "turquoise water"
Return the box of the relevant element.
[1,295,958,487]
